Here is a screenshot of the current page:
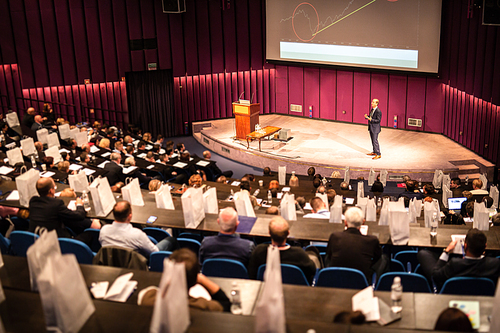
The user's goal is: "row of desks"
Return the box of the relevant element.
[0,256,494,332]
[1,178,500,250]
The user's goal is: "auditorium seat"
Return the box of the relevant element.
[315,267,368,289]
[9,231,39,257]
[375,272,431,293]
[202,258,249,279]
[439,277,495,296]
[257,264,310,286]
[149,251,173,272]
[143,227,171,242]
[59,238,94,265]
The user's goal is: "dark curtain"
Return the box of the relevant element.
[125,69,176,137]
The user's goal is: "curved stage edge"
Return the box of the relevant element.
[192,115,494,182]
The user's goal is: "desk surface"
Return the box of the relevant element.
[246,126,281,140]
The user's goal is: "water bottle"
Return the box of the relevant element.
[430,212,438,237]
[418,178,422,188]
[230,281,243,315]
[0,132,4,142]
[253,189,260,196]
[391,276,403,313]
[230,189,234,196]
[82,190,91,212]
[465,176,469,186]
[377,197,382,208]
[30,155,37,169]
[322,177,327,186]
[268,190,272,202]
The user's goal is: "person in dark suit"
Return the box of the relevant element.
[28,177,101,237]
[202,150,233,179]
[417,228,500,289]
[104,152,126,186]
[365,99,382,160]
[326,206,383,281]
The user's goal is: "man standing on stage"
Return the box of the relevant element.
[365,99,382,160]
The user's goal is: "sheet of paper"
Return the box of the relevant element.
[230,181,241,186]
[69,164,83,171]
[41,171,55,178]
[303,203,312,210]
[104,272,133,301]
[0,166,14,175]
[171,153,178,158]
[451,235,466,255]
[189,157,193,161]
[83,168,96,176]
[122,166,138,174]
[345,198,355,205]
[97,161,109,168]
[360,225,368,236]
[196,160,210,167]
[147,165,155,169]
[137,153,147,159]
[6,190,19,201]
[67,200,77,211]
[146,145,153,150]
[159,149,165,154]
[105,281,137,303]
[59,148,71,154]
[90,145,100,153]
[352,286,374,309]
[91,281,109,299]
[132,140,139,145]
[173,162,187,168]
[282,187,291,192]
[101,152,111,158]
[352,287,380,322]
[189,284,212,301]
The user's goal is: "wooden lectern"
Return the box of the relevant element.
[233,102,260,139]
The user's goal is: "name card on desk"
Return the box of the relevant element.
[122,166,137,174]
[69,164,83,171]
[101,152,111,158]
[173,162,187,168]
[90,145,100,153]
[0,166,14,175]
[82,168,96,176]
[196,160,210,167]
[147,165,155,169]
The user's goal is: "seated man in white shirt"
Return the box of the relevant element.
[99,201,178,257]
[303,197,330,219]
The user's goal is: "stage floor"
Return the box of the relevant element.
[193,115,494,181]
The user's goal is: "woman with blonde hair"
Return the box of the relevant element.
[99,138,110,149]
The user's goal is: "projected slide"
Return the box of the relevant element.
[266,0,442,73]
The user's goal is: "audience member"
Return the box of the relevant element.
[28,178,100,237]
[104,153,126,186]
[434,308,473,332]
[202,150,233,178]
[59,188,76,198]
[199,207,255,266]
[265,206,280,215]
[189,174,203,187]
[398,180,424,200]
[263,167,272,176]
[470,179,488,195]
[216,175,227,183]
[417,228,500,289]
[148,179,162,192]
[99,201,178,257]
[330,170,341,178]
[248,216,318,284]
[325,207,383,281]
[326,189,337,207]
[371,180,384,193]
[460,190,473,216]
[99,138,111,149]
[21,107,36,129]
[303,197,330,219]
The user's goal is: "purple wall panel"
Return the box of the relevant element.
[336,71,353,122]
[211,75,219,119]
[492,33,500,105]
[319,68,336,120]
[447,1,461,87]
[154,1,171,71]
[112,0,131,78]
[84,1,105,83]
[439,0,452,85]
[288,66,303,115]
[225,73,233,118]
[481,27,496,102]
[0,1,17,64]
[169,14,186,76]
[198,75,207,120]
[183,0,199,75]
[304,67,319,118]
[472,24,487,98]
[208,0,224,73]
[274,66,288,114]
[387,76,406,130]
[69,0,91,83]
[11,65,23,111]
[193,76,201,121]
[179,76,188,128]
[218,73,226,118]
[455,1,469,91]
[195,0,211,75]
[222,6,237,73]
[25,0,49,87]
[173,78,182,134]
[144,50,158,68]
[244,71,251,101]
[98,0,119,82]
[39,0,64,86]
[352,72,370,125]
[10,2,35,88]
[126,0,145,72]
[256,70,264,112]
[456,91,465,145]
[424,79,443,133]
[464,14,478,93]
[263,69,270,114]
[205,75,214,119]
[186,76,194,122]
[54,0,77,84]
[370,74,389,127]
[139,0,155,38]
[406,77,425,131]
[491,106,499,161]
[248,0,263,69]
[235,0,250,71]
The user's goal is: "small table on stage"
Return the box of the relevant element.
[246,126,281,151]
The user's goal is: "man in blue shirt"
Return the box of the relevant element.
[199,207,255,267]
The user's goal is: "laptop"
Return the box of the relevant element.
[448,197,467,213]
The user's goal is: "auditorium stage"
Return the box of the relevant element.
[193,115,494,182]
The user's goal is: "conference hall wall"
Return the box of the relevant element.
[0,0,498,165]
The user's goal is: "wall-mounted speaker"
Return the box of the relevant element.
[162,0,186,13]
[483,0,500,25]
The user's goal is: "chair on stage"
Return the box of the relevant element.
[59,238,94,265]
[257,264,309,286]
[10,231,39,257]
[315,267,369,289]
[439,277,496,296]
[375,272,432,293]
[202,258,249,279]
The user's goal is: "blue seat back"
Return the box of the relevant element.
[59,238,94,265]
[394,250,419,273]
[315,267,369,289]
[439,277,496,296]
[390,259,406,272]
[149,251,173,272]
[202,258,249,279]
[0,233,11,254]
[83,228,101,253]
[143,227,171,243]
[177,238,201,256]
[10,231,39,257]
[178,232,203,242]
[375,272,431,293]
[257,264,309,286]
[148,235,158,245]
